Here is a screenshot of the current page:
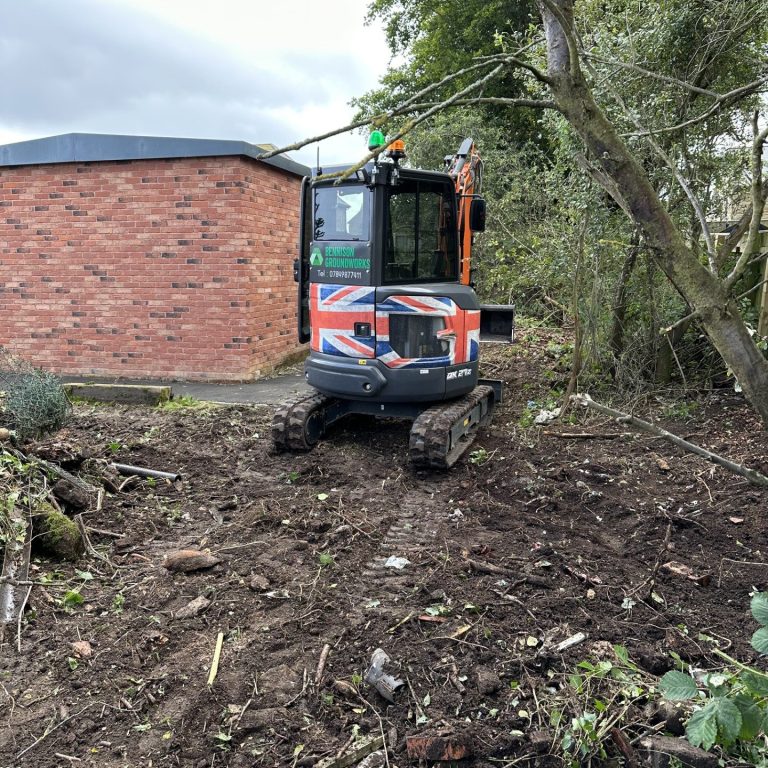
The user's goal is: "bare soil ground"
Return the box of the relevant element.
[1,328,767,767]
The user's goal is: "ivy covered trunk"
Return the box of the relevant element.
[539,0,768,427]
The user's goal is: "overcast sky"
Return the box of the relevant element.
[0,0,392,165]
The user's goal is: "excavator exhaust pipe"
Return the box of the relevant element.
[479,304,515,343]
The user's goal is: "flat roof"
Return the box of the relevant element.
[0,133,309,177]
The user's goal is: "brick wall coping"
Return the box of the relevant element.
[0,132,309,178]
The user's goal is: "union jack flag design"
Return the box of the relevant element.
[310,284,481,368]
[376,295,480,369]
[310,283,376,358]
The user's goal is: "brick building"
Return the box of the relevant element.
[0,133,309,381]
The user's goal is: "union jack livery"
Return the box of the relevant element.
[310,286,482,369]
[310,284,376,358]
[375,295,480,369]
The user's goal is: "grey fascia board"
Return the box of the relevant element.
[0,133,309,177]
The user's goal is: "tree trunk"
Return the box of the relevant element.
[655,319,690,385]
[538,0,768,426]
[608,236,638,377]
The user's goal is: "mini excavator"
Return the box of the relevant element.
[272,135,514,469]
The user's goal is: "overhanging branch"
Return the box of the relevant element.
[623,74,768,138]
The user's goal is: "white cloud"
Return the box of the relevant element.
[0,0,392,166]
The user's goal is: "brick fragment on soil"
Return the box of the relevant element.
[71,640,93,658]
[162,549,220,572]
[406,732,473,761]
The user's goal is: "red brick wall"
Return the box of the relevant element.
[0,156,305,380]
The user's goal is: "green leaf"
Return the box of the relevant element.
[317,493,329,501]
[686,701,718,750]
[751,592,768,626]
[613,645,629,665]
[714,697,742,745]
[733,693,763,741]
[659,670,698,701]
[704,673,728,690]
[751,627,768,655]
[61,590,84,610]
[742,670,768,697]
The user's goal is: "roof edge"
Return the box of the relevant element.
[0,133,309,177]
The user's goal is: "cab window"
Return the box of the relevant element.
[313,186,370,241]
[384,181,458,283]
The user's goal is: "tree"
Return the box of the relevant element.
[261,0,768,424]
[536,0,768,424]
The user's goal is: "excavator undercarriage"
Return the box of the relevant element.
[272,381,500,470]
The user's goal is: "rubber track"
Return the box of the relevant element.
[272,392,334,451]
[409,385,495,470]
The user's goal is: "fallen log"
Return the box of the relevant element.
[0,503,31,633]
[572,393,768,488]
[33,501,85,561]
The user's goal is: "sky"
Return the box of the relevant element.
[0,0,392,166]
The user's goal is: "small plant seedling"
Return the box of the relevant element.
[318,552,334,566]
[112,593,126,613]
[61,589,84,612]
[213,732,232,751]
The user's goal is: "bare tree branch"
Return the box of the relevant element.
[504,55,554,85]
[258,55,556,166]
[257,58,503,160]
[582,57,719,269]
[323,63,506,182]
[407,97,560,111]
[663,275,768,335]
[585,54,720,98]
[573,393,768,488]
[623,74,768,138]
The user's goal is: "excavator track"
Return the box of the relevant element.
[408,385,496,470]
[272,392,336,451]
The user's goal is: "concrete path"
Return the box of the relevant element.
[61,372,311,406]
